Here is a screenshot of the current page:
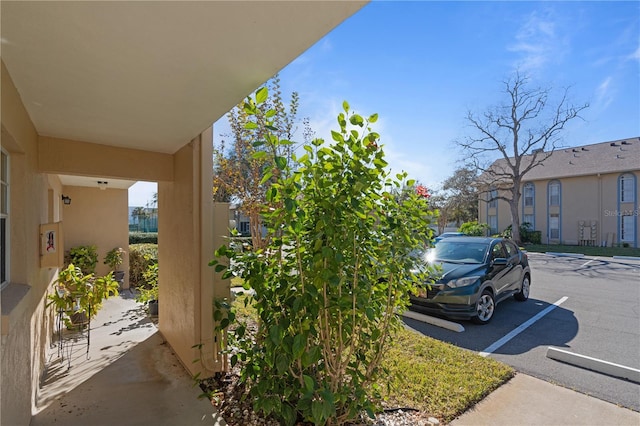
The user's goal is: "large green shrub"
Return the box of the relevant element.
[212,91,436,425]
[500,223,542,244]
[135,260,158,304]
[65,245,98,275]
[129,244,158,287]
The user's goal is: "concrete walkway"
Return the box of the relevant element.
[450,373,640,426]
[31,292,226,426]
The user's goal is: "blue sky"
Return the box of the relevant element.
[130,1,639,206]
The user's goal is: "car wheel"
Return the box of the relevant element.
[472,290,495,325]
[514,274,530,302]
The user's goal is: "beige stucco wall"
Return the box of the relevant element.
[39,136,174,183]
[479,171,639,247]
[158,128,228,379]
[1,60,59,426]
[61,185,130,287]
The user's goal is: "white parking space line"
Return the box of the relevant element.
[479,296,568,357]
[581,259,595,267]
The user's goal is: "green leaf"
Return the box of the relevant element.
[303,375,314,392]
[284,198,295,212]
[292,334,306,358]
[260,170,273,185]
[244,121,258,130]
[312,400,324,424]
[269,324,282,345]
[214,264,226,273]
[252,150,267,160]
[275,156,287,170]
[219,318,229,329]
[276,353,288,374]
[265,108,276,118]
[369,113,379,123]
[256,87,268,104]
[342,100,350,112]
[349,114,364,126]
[331,130,343,142]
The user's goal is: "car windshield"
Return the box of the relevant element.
[429,240,488,264]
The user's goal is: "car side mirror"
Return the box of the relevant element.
[492,258,508,266]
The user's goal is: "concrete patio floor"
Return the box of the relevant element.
[31,291,226,426]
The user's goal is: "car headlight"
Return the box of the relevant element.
[447,276,480,288]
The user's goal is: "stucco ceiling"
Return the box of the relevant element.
[1,1,366,154]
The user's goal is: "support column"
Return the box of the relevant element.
[157,126,229,377]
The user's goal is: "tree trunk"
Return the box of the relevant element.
[509,186,521,244]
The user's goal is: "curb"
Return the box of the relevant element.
[612,255,640,261]
[546,347,640,383]
[402,310,465,332]
[545,252,585,258]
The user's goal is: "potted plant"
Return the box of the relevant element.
[135,259,158,316]
[48,264,119,328]
[104,247,126,285]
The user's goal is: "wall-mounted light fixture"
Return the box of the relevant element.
[97,180,108,190]
[61,195,71,205]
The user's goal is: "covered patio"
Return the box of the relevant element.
[31,291,225,425]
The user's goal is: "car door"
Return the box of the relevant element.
[503,241,523,291]
[488,241,511,294]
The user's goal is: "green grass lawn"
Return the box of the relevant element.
[381,327,513,423]
[523,244,640,258]
[229,293,513,423]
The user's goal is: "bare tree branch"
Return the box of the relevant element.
[457,71,589,242]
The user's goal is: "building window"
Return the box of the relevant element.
[1,150,8,290]
[488,215,498,235]
[523,214,535,229]
[620,173,635,203]
[548,181,560,206]
[549,213,560,240]
[621,215,635,242]
[239,221,250,235]
[488,189,498,208]
[523,183,535,207]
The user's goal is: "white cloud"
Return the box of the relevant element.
[628,45,640,62]
[508,9,567,73]
[595,76,614,111]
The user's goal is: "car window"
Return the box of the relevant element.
[504,241,518,258]
[432,241,487,263]
[491,242,505,260]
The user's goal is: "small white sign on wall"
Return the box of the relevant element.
[40,222,64,268]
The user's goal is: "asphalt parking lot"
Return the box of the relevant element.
[405,253,640,411]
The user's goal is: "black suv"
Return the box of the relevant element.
[410,237,531,324]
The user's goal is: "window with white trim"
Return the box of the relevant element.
[488,189,498,208]
[523,183,535,207]
[548,181,560,206]
[523,214,535,229]
[621,215,635,242]
[1,149,9,290]
[488,215,498,234]
[620,174,635,203]
[549,213,560,240]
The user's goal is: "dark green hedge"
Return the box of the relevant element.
[129,232,158,244]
